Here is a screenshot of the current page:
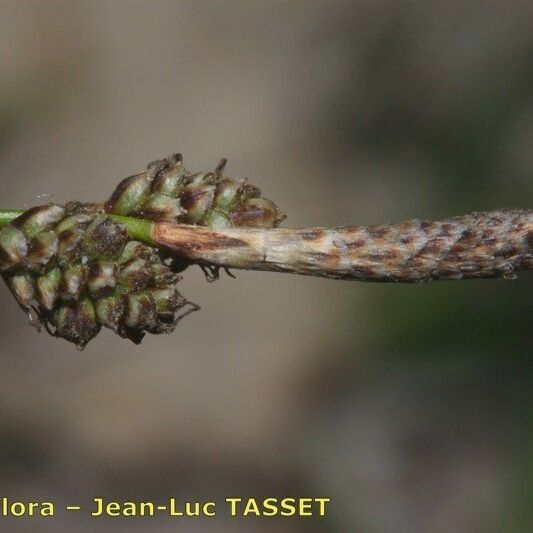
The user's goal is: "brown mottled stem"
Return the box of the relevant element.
[154,209,533,282]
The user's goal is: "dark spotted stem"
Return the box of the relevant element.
[1,208,532,283]
[154,208,532,282]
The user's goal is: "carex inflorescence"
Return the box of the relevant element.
[0,154,285,349]
[106,153,285,228]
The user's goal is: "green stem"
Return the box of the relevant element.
[0,209,157,246]
[108,214,157,245]
[0,210,24,225]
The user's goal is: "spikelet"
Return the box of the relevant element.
[0,154,285,348]
[0,202,198,349]
[104,154,286,229]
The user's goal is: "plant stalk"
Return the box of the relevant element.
[0,210,24,225]
[153,208,532,282]
[0,210,157,246]
[1,208,531,283]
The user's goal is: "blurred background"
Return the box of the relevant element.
[0,1,531,531]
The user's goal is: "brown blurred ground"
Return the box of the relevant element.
[0,1,532,532]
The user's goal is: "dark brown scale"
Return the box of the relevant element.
[27,232,58,272]
[135,194,184,222]
[151,262,181,286]
[178,184,216,223]
[123,293,158,343]
[0,226,28,271]
[118,258,154,293]
[104,173,151,215]
[12,204,65,239]
[57,230,84,264]
[87,261,117,297]
[230,198,285,228]
[95,294,126,334]
[54,299,101,350]
[83,217,128,260]
[59,264,87,302]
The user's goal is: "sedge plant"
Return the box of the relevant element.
[0,153,531,349]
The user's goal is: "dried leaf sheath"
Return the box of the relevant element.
[154,209,533,282]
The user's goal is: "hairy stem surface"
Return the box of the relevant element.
[154,209,532,282]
